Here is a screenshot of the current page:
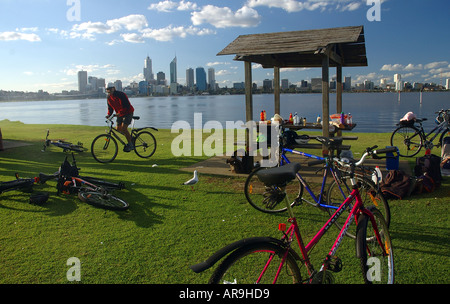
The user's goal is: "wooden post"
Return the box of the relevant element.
[336,65,343,137]
[274,67,280,114]
[244,61,254,169]
[322,55,330,142]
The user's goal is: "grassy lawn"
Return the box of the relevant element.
[0,119,448,284]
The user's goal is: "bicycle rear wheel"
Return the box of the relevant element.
[209,242,302,284]
[78,191,129,211]
[133,131,157,158]
[91,134,118,163]
[356,206,394,284]
[244,167,303,213]
[390,125,423,157]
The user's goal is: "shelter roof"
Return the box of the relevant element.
[217,25,367,68]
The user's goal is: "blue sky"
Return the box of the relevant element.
[1,0,449,93]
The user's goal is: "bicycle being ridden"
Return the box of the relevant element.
[91,114,158,163]
[191,145,394,284]
[390,109,450,157]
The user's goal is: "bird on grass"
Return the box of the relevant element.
[182,170,198,190]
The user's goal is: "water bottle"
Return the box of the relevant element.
[293,112,299,125]
[371,166,382,185]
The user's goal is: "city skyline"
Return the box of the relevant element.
[1,1,450,93]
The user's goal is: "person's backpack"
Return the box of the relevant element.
[414,154,442,189]
[380,170,411,200]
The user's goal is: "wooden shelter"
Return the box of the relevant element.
[217,25,368,138]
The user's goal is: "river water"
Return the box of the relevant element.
[0,92,448,133]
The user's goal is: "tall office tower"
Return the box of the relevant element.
[97,78,106,90]
[78,71,88,93]
[186,68,194,89]
[208,68,216,91]
[394,74,402,91]
[281,79,289,90]
[157,71,166,85]
[144,56,154,82]
[114,80,123,91]
[170,56,177,85]
[344,76,351,91]
[196,67,207,91]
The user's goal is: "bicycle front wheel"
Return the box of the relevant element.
[390,125,423,157]
[133,131,157,158]
[356,206,394,284]
[78,191,129,211]
[327,176,390,239]
[91,134,118,163]
[244,167,303,213]
[209,242,302,284]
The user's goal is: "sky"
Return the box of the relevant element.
[1,0,449,93]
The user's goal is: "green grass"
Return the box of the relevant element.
[0,119,448,284]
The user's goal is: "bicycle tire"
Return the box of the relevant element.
[326,176,390,239]
[91,134,118,163]
[209,242,302,284]
[133,131,157,158]
[390,125,423,157]
[78,191,129,211]
[244,167,303,213]
[356,206,394,284]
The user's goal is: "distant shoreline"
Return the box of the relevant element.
[1,90,448,103]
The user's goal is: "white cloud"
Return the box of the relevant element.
[141,25,215,42]
[148,0,198,12]
[247,0,364,13]
[71,14,148,36]
[121,33,144,43]
[191,5,261,28]
[0,31,41,42]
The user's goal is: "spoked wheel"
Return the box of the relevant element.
[356,206,394,284]
[78,190,129,211]
[390,125,423,157]
[133,131,157,158]
[244,167,303,213]
[91,134,118,163]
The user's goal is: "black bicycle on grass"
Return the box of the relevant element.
[91,114,158,163]
[42,129,84,153]
[390,109,450,157]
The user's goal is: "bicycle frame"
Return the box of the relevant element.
[271,183,384,284]
[104,117,157,146]
[60,176,104,195]
[417,120,448,144]
[280,147,345,210]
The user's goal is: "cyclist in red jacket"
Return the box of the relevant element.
[106,86,135,152]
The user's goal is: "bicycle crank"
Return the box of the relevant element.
[310,270,335,284]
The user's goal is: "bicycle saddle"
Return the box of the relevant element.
[315,136,343,149]
[133,116,140,120]
[256,163,301,185]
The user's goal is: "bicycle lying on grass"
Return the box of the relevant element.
[245,134,391,239]
[0,172,55,205]
[42,129,85,153]
[390,109,450,157]
[91,114,158,163]
[191,148,395,284]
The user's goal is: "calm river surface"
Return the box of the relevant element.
[0,92,449,133]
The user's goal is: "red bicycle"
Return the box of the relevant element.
[191,146,395,284]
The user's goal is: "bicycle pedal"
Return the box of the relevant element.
[327,256,343,273]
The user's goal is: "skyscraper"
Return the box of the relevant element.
[208,68,216,91]
[186,68,194,89]
[196,67,207,91]
[170,56,177,85]
[144,56,153,82]
[78,70,87,93]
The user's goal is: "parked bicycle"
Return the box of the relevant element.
[39,154,129,211]
[245,133,390,238]
[42,129,84,153]
[191,147,395,284]
[390,109,450,157]
[91,114,157,163]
